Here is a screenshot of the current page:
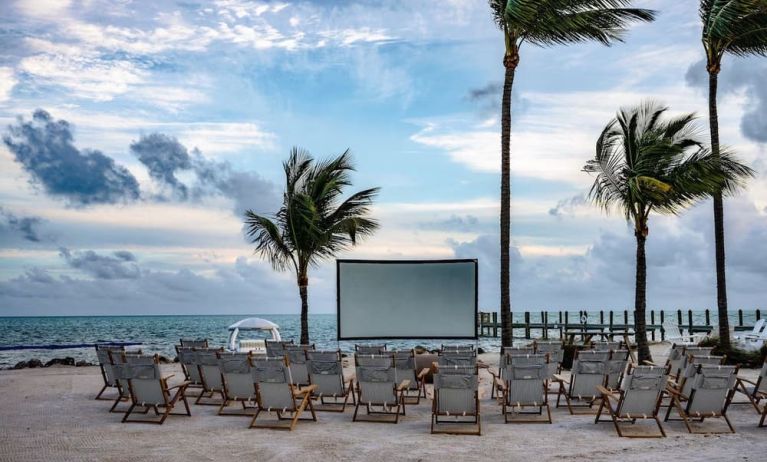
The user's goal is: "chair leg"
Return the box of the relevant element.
[352,400,361,422]
[655,416,667,437]
[121,404,136,423]
[760,407,766,427]
[95,384,109,400]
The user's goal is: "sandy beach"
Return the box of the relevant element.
[1,344,765,462]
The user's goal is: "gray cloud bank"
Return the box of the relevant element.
[0,207,47,243]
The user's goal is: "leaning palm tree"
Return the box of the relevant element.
[244,148,379,344]
[488,0,655,347]
[699,0,767,351]
[584,101,753,362]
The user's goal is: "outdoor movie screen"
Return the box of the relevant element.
[336,259,478,340]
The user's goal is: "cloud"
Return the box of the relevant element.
[130,133,193,200]
[129,132,278,214]
[420,214,481,232]
[59,247,140,280]
[685,57,767,143]
[548,194,588,219]
[0,207,46,243]
[0,67,17,102]
[2,110,141,205]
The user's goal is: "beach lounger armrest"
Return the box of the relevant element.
[295,384,318,397]
[737,377,757,386]
[642,360,660,366]
[396,380,411,391]
[417,368,430,379]
[553,374,568,384]
[168,381,191,390]
[494,376,507,392]
[163,374,176,381]
[596,385,616,398]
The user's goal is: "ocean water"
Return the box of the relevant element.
[0,310,760,368]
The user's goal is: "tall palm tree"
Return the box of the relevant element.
[244,148,379,344]
[584,101,753,362]
[488,0,655,346]
[699,0,767,351]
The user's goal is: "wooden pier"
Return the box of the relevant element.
[477,308,763,341]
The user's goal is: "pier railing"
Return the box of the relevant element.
[477,309,763,341]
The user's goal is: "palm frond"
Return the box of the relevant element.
[244,211,295,272]
[701,0,767,59]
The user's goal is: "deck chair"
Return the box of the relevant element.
[441,344,475,352]
[605,350,630,390]
[217,352,257,416]
[534,340,564,375]
[734,360,767,413]
[393,349,429,404]
[249,356,317,430]
[353,354,409,423]
[95,345,124,400]
[595,364,669,438]
[177,347,204,396]
[195,348,226,406]
[284,344,315,387]
[108,349,143,413]
[665,346,715,378]
[490,353,548,399]
[436,352,477,370]
[673,355,726,399]
[355,344,387,355]
[662,320,706,345]
[735,319,766,341]
[119,355,191,424]
[497,361,551,423]
[555,353,608,414]
[178,338,208,350]
[306,350,355,412]
[664,364,738,434]
[265,340,293,358]
[431,365,480,435]
[577,349,611,361]
[591,341,621,351]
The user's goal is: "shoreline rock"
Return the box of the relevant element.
[6,357,95,371]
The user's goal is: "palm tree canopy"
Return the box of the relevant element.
[490,0,656,49]
[701,0,767,64]
[584,101,754,226]
[244,147,379,274]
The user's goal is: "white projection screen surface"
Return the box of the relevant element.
[337,259,478,340]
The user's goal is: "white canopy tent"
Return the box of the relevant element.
[227,317,281,353]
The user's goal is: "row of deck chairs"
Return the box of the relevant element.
[94,340,766,435]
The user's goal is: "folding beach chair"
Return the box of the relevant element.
[595,364,669,438]
[577,349,611,361]
[664,364,738,434]
[217,352,257,416]
[662,320,706,345]
[734,360,767,414]
[441,344,475,353]
[176,347,204,396]
[249,356,317,431]
[392,349,429,404]
[431,365,480,435]
[178,338,208,350]
[605,350,630,390]
[265,340,294,358]
[497,361,551,424]
[94,345,124,400]
[195,348,226,406]
[284,344,315,387]
[118,355,191,424]
[108,349,143,413]
[734,319,766,341]
[353,354,409,423]
[490,353,549,399]
[673,355,726,399]
[533,340,565,374]
[306,350,355,412]
[554,352,609,414]
[355,344,387,355]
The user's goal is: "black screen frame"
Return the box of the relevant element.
[336,258,479,340]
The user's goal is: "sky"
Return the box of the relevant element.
[0,0,765,316]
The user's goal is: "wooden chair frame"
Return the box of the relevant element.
[663,366,738,434]
[94,346,125,401]
[249,384,317,431]
[495,375,551,424]
[594,384,666,438]
[733,367,765,413]
[122,375,191,425]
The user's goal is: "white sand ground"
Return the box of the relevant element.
[1,344,765,462]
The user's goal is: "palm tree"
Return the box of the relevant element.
[488,0,655,347]
[699,0,767,351]
[584,101,753,362]
[244,148,379,344]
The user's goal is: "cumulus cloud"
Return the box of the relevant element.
[2,110,140,205]
[130,133,192,199]
[59,248,140,280]
[0,207,46,243]
[685,58,767,143]
[548,194,588,219]
[130,132,278,214]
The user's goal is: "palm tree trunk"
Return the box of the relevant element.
[634,230,652,363]
[298,274,309,344]
[500,51,518,348]
[708,66,731,351]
